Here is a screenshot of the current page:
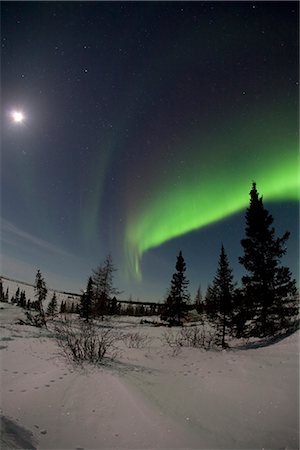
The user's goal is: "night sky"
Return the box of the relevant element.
[1,1,299,301]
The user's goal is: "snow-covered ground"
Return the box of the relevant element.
[0,301,299,449]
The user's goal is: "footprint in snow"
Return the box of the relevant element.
[40,429,47,435]
[44,385,50,388]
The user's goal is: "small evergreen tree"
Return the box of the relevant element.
[5,287,9,302]
[47,292,58,316]
[163,251,190,325]
[34,269,47,315]
[60,301,66,314]
[0,279,4,302]
[15,288,20,305]
[80,277,94,322]
[194,285,204,314]
[19,290,27,308]
[206,245,236,348]
[239,182,298,337]
[110,296,118,315]
[92,255,120,319]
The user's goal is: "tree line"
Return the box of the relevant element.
[1,182,298,345]
[161,182,298,346]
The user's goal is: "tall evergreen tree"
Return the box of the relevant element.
[60,301,66,314]
[15,288,20,305]
[206,245,236,347]
[239,182,298,337]
[163,251,190,325]
[0,279,4,302]
[80,277,94,322]
[92,255,120,319]
[34,269,48,314]
[47,292,58,316]
[19,290,27,308]
[194,285,204,314]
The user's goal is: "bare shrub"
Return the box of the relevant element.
[123,332,151,349]
[179,326,218,350]
[17,311,48,328]
[161,329,185,356]
[162,325,219,354]
[54,318,118,365]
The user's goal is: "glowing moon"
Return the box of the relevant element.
[11,110,24,123]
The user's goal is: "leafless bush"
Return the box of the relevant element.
[17,311,48,328]
[162,325,219,354]
[123,331,151,348]
[161,329,184,356]
[179,326,219,349]
[54,318,118,365]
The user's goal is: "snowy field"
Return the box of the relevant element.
[0,291,299,449]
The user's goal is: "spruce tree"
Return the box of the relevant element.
[34,269,47,315]
[47,292,58,316]
[15,288,20,305]
[239,182,298,337]
[0,279,4,302]
[164,251,190,325]
[92,255,120,319]
[194,285,204,314]
[20,290,26,308]
[206,245,236,348]
[80,277,94,322]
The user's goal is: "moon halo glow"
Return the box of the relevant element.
[11,110,25,123]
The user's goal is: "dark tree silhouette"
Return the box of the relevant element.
[80,277,94,322]
[206,245,236,347]
[163,251,190,325]
[60,301,66,314]
[92,255,120,319]
[34,269,47,314]
[15,288,20,305]
[239,182,298,337]
[110,296,118,315]
[47,292,58,316]
[0,279,4,302]
[194,285,204,315]
[19,290,27,308]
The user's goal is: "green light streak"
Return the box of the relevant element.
[125,111,299,279]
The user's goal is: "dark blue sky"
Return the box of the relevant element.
[1,2,299,300]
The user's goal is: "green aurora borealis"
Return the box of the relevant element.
[2,2,299,296]
[125,108,299,278]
